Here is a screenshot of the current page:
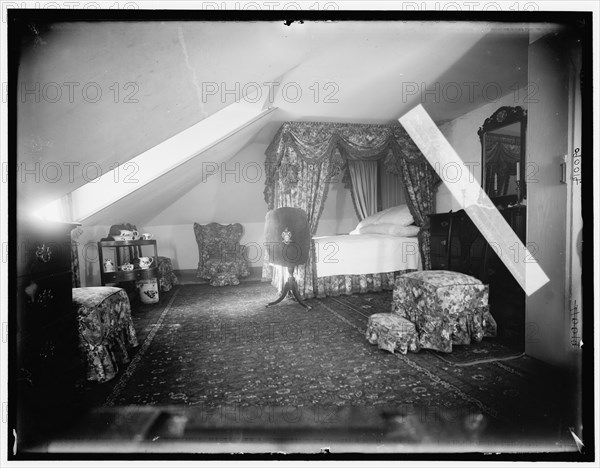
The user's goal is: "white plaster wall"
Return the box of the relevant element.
[525,33,574,370]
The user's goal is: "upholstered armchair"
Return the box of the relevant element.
[193,222,250,286]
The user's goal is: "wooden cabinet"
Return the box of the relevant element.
[428,206,526,280]
[428,211,453,271]
[485,205,526,303]
[97,239,159,286]
[429,209,489,280]
[15,218,82,446]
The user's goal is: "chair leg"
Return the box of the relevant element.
[266,267,311,309]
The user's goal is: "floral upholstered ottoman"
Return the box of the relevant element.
[366,313,421,354]
[392,271,497,353]
[73,287,139,383]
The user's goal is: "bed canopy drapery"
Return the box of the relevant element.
[262,121,441,299]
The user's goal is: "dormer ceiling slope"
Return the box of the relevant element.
[17,20,530,224]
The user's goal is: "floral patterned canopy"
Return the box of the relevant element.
[262,121,441,299]
[264,121,438,207]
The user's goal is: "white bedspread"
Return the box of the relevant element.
[313,234,422,278]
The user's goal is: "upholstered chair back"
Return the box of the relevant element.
[193,222,250,282]
[194,223,244,260]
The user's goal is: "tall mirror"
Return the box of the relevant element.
[478,106,527,204]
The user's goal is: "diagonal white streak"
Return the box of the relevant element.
[398,105,549,296]
[178,25,208,119]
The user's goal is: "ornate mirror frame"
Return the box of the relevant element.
[477,106,527,205]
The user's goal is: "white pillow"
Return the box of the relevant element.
[353,210,386,231]
[356,223,420,237]
[352,205,414,233]
[375,205,414,226]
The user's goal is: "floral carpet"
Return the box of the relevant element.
[325,292,525,366]
[100,283,571,442]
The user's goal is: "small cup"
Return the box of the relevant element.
[141,233,153,240]
[120,263,134,271]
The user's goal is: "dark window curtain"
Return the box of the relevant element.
[347,160,378,221]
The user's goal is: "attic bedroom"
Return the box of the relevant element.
[7,13,589,458]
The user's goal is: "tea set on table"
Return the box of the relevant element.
[103,256,154,272]
[104,230,155,272]
[111,229,153,242]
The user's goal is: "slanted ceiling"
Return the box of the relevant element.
[17,20,529,224]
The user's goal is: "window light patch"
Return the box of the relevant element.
[35,87,278,223]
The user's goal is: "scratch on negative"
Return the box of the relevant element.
[178,26,208,118]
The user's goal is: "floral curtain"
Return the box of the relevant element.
[395,159,438,270]
[263,122,440,298]
[261,143,338,299]
[71,226,84,288]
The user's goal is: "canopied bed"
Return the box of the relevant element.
[262,121,441,299]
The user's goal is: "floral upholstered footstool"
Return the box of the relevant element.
[392,270,497,353]
[366,313,421,354]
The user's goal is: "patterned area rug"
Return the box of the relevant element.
[100,283,569,440]
[325,293,525,366]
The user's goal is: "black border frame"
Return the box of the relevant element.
[5,7,595,463]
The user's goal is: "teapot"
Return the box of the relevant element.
[138,257,154,269]
[103,259,115,272]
